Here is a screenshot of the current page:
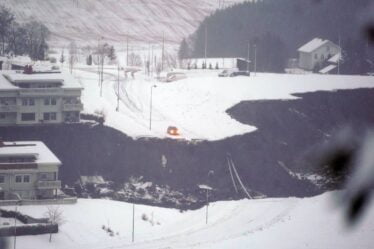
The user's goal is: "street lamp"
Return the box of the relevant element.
[149,85,157,130]
[198,184,213,225]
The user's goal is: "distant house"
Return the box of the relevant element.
[0,141,62,200]
[182,58,250,71]
[298,38,341,71]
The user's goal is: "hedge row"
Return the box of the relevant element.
[0,223,58,236]
[0,209,48,224]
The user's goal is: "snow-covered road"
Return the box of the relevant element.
[4,192,374,249]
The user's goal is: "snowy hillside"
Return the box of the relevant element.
[74,67,374,141]
[3,192,374,249]
[2,0,245,46]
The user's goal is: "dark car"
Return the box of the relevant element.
[230,71,250,77]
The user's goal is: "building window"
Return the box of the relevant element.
[314,54,318,59]
[23,175,30,183]
[21,113,36,121]
[51,98,57,105]
[0,175,4,183]
[321,54,325,60]
[326,46,330,52]
[44,98,50,105]
[43,112,57,121]
[15,175,22,183]
[22,98,35,106]
[0,113,5,119]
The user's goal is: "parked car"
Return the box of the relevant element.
[230,71,250,77]
[218,69,250,77]
[166,72,187,82]
[218,69,238,77]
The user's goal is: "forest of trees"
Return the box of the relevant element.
[0,5,50,60]
[180,0,374,74]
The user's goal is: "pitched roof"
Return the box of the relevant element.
[298,38,330,53]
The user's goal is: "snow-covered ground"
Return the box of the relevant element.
[2,192,374,249]
[74,66,374,141]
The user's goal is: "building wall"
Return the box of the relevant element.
[0,164,60,200]
[299,52,312,70]
[0,88,82,126]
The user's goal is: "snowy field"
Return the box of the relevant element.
[2,0,245,46]
[2,192,374,249]
[73,66,374,141]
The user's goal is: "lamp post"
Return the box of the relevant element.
[198,185,213,225]
[116,64,120,112]
[149,85,157,130]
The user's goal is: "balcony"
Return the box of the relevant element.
[0,105,18,112]
[36,180,61,189]
[19,88,64,96]
[62,103,83,111]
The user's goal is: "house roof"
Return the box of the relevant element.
[0,71,83,90]
[319,64,337,74]
[328,53,342,63]
[298,38,330,53]
[0,141,61,165]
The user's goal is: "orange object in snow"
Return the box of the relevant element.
[167,126,179,136]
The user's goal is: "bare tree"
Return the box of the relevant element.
[44,206,65,243]
[0,6,14,55]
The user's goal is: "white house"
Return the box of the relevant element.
[0,141,62,200]
[298,38,341,71]
[0,70,83,125]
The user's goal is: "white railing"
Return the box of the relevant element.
[0,105,18,112]
[36,180,62,189]
[62,103,83,111]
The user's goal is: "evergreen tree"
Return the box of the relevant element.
[87,54,93,65]
[178,38,189,60]
[0,6,14,55]
[60,50,65,64]
[107,45,116,63]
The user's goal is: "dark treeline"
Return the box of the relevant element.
[180,0,374,74]
[0,6,49,60]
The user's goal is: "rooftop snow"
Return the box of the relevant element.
[319,65,337,74]
[0,141,61,165]
[328,53,342,63]
[0,71,82,90]
[298,38,330,53]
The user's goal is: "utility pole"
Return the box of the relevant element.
[161,32,165,72]
[116,64,120,112]
[206,188,209,224]
[337,34,341,75]
[126,35,129,67]
[254,44,257,76]
[132,203,135,243]
[247,42,250,72]
[13,204,17,249]
[149,85,157,130]
[97,38,101,87]
[205,24,207,61]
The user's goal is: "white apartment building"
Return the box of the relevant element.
[0,141,62,200]
[0,70,83,125]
